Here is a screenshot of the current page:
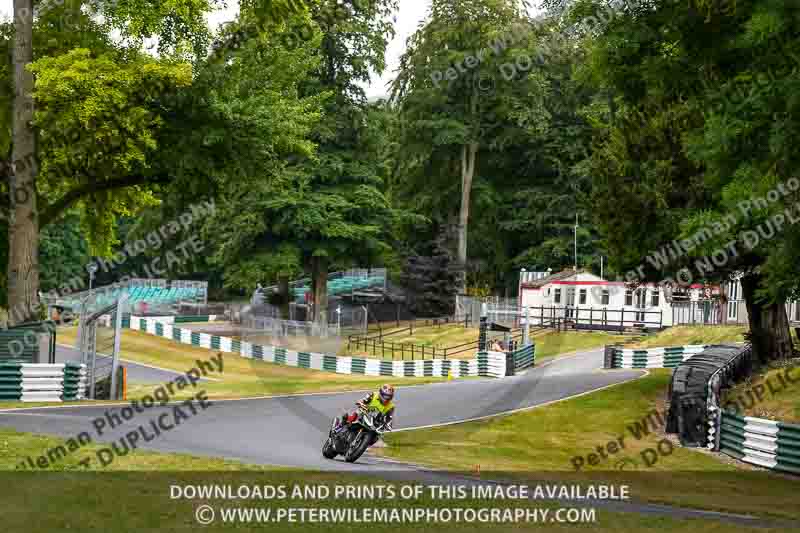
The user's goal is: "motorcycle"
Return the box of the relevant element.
[322,405,390,463]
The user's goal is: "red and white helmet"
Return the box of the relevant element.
[378,384,395,404]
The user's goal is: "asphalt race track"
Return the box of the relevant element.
[3,348,637,470]
[3,349,797,528]
[55,344,214,384]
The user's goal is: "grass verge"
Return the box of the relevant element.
[630,325,747,348]
[378,371,799,520]
[54,328,446,401]
[0,428,788,532]
[724,361,800,423]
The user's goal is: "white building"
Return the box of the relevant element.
[517,269,736,329]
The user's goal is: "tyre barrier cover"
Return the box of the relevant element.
[667,344,754,447]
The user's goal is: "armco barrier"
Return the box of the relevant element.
[0,362,87,402]
[717,411,800,475]
[606,345,708,369]
[127,316,509,379]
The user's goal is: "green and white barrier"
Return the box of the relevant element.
[512,344,535,372]
[609,345,708,369]
[477,351,507,378]
[715,410,800,476]
[127,316,508,379]
[148,315,220,324]
[0,362,87,402]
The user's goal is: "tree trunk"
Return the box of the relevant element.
[740,273,793,364]
[8,0,39,325]
[457,141,477,294]
[311,256,328,326]
[278,275,290,320]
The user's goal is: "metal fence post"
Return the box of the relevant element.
[522,306,530,347]
[478,303,488,352]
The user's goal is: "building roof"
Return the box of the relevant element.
[521,269,581,289]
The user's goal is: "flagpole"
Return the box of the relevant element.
[574,213,579,272]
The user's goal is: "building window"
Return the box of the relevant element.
[554,288,561,304]
[579,288,587,305]
[651,289,659,307]
[601,289,609,305]
[625,289,633,306]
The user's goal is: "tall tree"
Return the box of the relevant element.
[208,0,400,324]
[1,1,314,321]
[392,0,532,293]
[584,0,800,362]
[9,0,37,323]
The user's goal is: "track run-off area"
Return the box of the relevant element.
[2,349,796,529]
[1,348,641,469]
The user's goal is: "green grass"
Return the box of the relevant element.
[349,324,636,361]
[52,327,446,402]
[724,362,800,423]
[0,427,788,532]
[630,325,747,348]
[532,330,637,359]
[378,371,799,520]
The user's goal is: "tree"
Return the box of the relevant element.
[3,0,216,322]
[400,227,460,317]
[1,1,314,322]
[206,0,401,324]
[392,0,535,293]
[584,0,800,362]
[9,0,37,322]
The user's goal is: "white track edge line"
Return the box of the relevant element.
[391,370,650,432]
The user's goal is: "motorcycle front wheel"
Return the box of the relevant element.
[344,431,372,463]
[322,437,337,459]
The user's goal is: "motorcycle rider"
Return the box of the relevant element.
[340,383,395,431]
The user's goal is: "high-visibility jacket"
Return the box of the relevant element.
[366,392,395,416]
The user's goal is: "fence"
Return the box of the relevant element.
[671,300,750,326]
[241,306,368,337]
[604,344,710,369]
[0,362,87,402]
[125,316,515,379]
[347,316,520,360]
[457,295,518,328]
[527,306,663,331]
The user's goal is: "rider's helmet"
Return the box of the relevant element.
[378,384,395,405]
